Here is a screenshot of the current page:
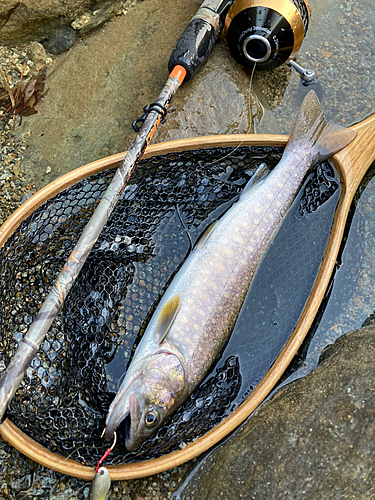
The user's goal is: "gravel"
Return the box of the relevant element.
[0,43,54,225]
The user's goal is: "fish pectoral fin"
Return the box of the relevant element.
[196,221,217,250]
[155,294,181,344]
[240,162,270,198]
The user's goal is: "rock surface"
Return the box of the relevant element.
[177,324,375,500]
[0,0,131,46]
[14,0,261,191]
[0,0,96,45]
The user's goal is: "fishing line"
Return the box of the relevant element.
[196,62,258,171]
[95,431,117,472]
[62,431,118,469]
[248,62,257,129]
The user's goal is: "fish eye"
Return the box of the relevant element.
[145,409,159,427]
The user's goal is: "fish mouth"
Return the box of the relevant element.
[104,392,140,449]
[124,393,140,451]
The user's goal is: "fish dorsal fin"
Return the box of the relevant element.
[155,294,181,344]
[196,221,217,250]
[240,162,269,198]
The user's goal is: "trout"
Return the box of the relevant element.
[104,91,356,450]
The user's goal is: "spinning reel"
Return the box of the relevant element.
[168,0,315,85]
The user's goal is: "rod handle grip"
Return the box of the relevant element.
[168,13,221,81]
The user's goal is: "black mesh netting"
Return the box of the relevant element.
[0,146,340,465]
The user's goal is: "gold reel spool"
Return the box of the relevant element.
[224,0,311,70]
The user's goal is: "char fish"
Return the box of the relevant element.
[104,91,356,451]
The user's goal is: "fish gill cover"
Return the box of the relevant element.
[0,146,339,465]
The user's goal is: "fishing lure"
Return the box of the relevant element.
[88,432,116,500]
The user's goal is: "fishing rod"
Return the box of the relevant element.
[0,0,232,422]
[0,0,314,422]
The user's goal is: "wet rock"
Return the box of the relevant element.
[14,0,203,187]
[154,39,281,142]
[154,40,253,141]
[0,0,96,45]
[177,325,375,500]
[43,26,79,55]
[72,1,124,36]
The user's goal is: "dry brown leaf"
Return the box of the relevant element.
[20,107,38,118]
[26,94,36,108]
[22,78,38,102]
[0,68,47,127]
[0,67,15,108]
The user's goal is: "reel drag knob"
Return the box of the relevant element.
[224,0,310,71]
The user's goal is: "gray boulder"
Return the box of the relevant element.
[178,325,375,499]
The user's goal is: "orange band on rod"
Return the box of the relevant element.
[170,65,186,84]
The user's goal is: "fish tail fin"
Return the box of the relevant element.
[285,90,357,164]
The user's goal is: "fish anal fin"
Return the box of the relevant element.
[156,294,181,344]
[240,162,270,198]
[196,221,217,250]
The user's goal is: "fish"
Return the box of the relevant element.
[104,90,356,451]
[89,467,111,500]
